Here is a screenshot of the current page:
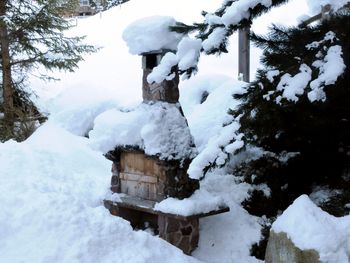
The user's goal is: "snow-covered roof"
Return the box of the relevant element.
[122,16,183,55]
[89,102,197,162]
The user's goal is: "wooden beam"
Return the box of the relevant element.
[300,3,350,27]
[104,195,230,221]
[238,26,250,82]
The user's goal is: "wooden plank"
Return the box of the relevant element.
[119,172,159,200]
[120,151,164,177]
[104,194,230,221]
[120,172,158,184]
[299,4,350,27]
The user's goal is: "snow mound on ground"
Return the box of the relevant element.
[0,122,199,263]
[89,102,197,162]
[192,173,261,263]
[272,195,350,263]
[123,16,183,55]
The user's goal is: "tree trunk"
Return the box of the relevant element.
[0,0,14,125]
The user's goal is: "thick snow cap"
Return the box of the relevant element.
[122,16,183,55]
[89,102,197,162]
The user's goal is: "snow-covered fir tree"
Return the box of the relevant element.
[232,9,350,258]
[0,0,95,141]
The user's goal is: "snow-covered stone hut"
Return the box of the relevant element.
[104,16,229,254]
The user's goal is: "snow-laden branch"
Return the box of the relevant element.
[263,31,346,104]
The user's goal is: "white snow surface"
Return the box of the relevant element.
[0,74,262,262]
[155,189,226,216]
[202,27,227,52]
[122,16,183,55]
[89,102,197,162]
[266,69,280,83]
[147,37,202,83]
[308,45,346,102]
[0,122,199,263]
[180,76,247,179]
[276,64,312,103]
[272,31,346,104]
[0,1,316,262]
[222,0,272,26]
[272,195,350,263]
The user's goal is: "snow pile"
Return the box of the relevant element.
[122,16,183,55]
[272,195,350,263]
[179,76,247,179]
[0,122,198,263]
[89,102,197,162]
[307,0,350,15]
[192,173,261,263]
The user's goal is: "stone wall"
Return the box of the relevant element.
[142,69,179,103]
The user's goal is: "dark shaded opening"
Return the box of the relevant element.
[146,54,158,69]
[181,226,193,236]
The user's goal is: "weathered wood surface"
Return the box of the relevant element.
[114,151,199,201]
[299,4,350,27]
[119,152,164,200]
[238,26,250,82]
[104,194,230,221]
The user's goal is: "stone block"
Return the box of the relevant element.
[265,231,321,263]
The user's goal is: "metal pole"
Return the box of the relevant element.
[238,26,250,82]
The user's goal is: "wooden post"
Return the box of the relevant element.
[238,26,250,82]
[321,4,331,21]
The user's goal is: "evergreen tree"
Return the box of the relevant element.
[149,0,290,83]
[232,11,350,258]
[0,0,95,141]
[171,0,289,54]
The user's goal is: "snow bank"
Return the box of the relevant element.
[0,122,198,263]
[122,16,183,55]
[272,195,350,263]
[191,173,261,263]
[89,102,197,162]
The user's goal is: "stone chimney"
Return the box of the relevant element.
[141,49,179,103]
